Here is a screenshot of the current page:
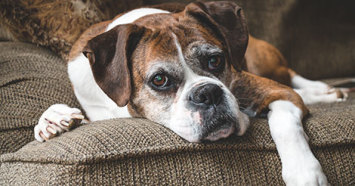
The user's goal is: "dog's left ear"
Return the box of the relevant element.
[185,1,249,71]
[82,24,146,107]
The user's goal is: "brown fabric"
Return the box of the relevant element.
[0,92,354,184]
[0,42,80,154]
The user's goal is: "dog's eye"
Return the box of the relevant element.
[207,55,225,72]
[152,74,169,88]
[153,74,167,86]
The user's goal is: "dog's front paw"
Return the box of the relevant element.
[282,160,329,186]
[34,104,84,142]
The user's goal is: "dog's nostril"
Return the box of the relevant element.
[189,84,223,106]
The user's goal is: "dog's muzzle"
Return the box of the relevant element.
[187,83,237,141]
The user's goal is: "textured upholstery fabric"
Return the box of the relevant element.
[0,42,80,154]
[0,41,354,185]
[0,100,354,185]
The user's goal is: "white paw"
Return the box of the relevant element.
[283,160,329,186]
[295,87,348,105]
[34,104,84,142]
[309,81,330,90]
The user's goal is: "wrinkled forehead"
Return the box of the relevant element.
[142,31,225,80]
[133,13,224,74]
[134,12,224,49]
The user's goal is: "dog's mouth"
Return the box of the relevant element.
[200,109,238,141]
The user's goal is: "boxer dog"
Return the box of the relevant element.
[34,1,346,185]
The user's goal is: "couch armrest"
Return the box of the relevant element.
[1,94,354,185]
[0,42,80,154]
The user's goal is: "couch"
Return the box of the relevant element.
[1,0,354,185]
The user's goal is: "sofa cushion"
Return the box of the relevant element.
[0,42,80,154]
[1,92,354,185]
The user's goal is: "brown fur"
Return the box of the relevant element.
[83,24,146,107]
[230,71,308,117]
[69,20,111,61]
[245,36,291,86]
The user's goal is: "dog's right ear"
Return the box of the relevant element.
[82,24,146,107]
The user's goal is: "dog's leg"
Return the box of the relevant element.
[34,104,85,142]
[230,71,328,185]
[288,69,348,104]
[268,100,328,185]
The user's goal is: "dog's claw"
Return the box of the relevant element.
[60,120,69,126]
[71,113,85,119]
[39,132,49,141]
[46,126,57,134]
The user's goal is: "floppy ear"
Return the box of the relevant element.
[82,24,146,107]
[185,1,249,71]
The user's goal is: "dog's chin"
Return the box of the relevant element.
[169,120,236,143]
[178,125,235,143]
[203,125,235,141]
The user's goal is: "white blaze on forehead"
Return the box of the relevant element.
[172,33,198,80]
[106,8,170,31]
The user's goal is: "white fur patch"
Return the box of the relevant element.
[291,75,346,104]
[294,88,344,104]
[291,75,329,90]
[172,33,197,80]
[268,100,328,185]
[106,8,169,31]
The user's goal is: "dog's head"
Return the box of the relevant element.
[83,1,250,142]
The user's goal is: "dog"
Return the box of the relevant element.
[33,1,348,185]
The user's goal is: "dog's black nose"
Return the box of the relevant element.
[189,84,224,107]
